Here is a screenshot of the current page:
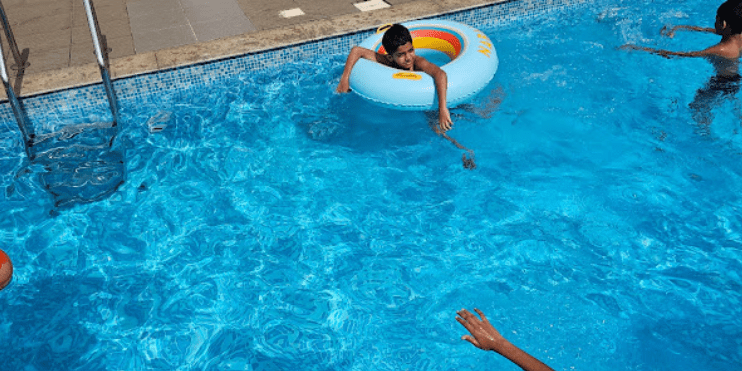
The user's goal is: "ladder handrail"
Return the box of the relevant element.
[0,0,31,158]
[83,0,119,125]
[0,0,28,71]
[0,40,32,158]
[83,0,107,69]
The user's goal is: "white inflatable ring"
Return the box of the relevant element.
[349,20,498,110]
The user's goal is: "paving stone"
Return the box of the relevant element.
[25,47,70,74]
[294,0,359,19]
[70,34,135,65]
[8,29,72,51]
[69,42,98,66]
[181,0,244,23]
[191,16,257,42]
[385,0,418,5]
[91,0,128,6]
[127,0,189,32]
[0,36,32,70]
[72,0,130,27]
[12,11,72,35]
[4,0,71,27]
[71,20,132,47]
[131,25,196,53]
[236,0,308,31]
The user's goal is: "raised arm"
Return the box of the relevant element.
[620,42,737,59]
[337,46,380,93]
[661,24,716,38]
[414,56,453,132]
[619,44,709,58]
[456,308,555,371]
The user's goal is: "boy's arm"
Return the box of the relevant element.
[456,309,555,371]
[660,25,716,38]
[337,46,382,93]
[620,43,733,59]
[414,57,453,132]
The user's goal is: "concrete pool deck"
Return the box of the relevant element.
[0,0,503,99]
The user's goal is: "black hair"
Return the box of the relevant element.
[382,24,413,55]
[718,0,742,34]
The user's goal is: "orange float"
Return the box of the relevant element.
[0,249,12,290]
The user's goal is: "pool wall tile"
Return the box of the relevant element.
[0,0,605,134]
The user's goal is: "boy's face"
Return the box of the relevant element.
[388,42,415,70]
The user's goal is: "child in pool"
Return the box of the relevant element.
[336,24,453,133]
[621,0,742,125]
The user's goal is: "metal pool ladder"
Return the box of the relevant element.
[83,0,120,126]
[0,0,31,157]
[0,0,119,158]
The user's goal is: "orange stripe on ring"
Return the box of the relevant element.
[377,28,463,58]
[411,29,462,56]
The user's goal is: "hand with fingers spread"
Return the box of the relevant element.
[456,308,504,351]
[456,308,555,371]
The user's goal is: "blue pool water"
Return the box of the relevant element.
[1,0,741,370]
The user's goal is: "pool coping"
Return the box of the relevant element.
[3,0,508,100]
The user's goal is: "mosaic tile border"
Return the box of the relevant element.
[0,0,605,134]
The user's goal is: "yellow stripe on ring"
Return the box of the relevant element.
[412,37,457,59]
[393,72,422,80]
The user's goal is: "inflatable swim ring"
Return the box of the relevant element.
[349,20,498,110]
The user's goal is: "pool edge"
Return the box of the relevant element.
[2,0,509,100]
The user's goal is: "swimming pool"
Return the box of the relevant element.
[1,0,741,369]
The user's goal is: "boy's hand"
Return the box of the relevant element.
[336,78,350,93]
[456,308,505,351]
[660,25,677,38]
[439,106,453,132]
[618,44,640,51]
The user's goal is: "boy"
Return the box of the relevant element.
[621,1,742,124]
[621,1,742,72]
[336,24,453,133]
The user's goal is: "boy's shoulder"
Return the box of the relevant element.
[709,39,742,59]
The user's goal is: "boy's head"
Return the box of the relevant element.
[382,24,413,55]
[717,0,742,35]
[382,24,416,70]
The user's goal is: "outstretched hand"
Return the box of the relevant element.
[456,308,504,351]
[336,78,351,93]
[660,25,677,38]
[618,44,673,59]
[456,308,556,371]
[618,44,641,51]
[439,106,453,132]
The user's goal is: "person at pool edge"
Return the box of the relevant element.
[456,308,555,371]
[620,0,742,125]
[336,24,453,133]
